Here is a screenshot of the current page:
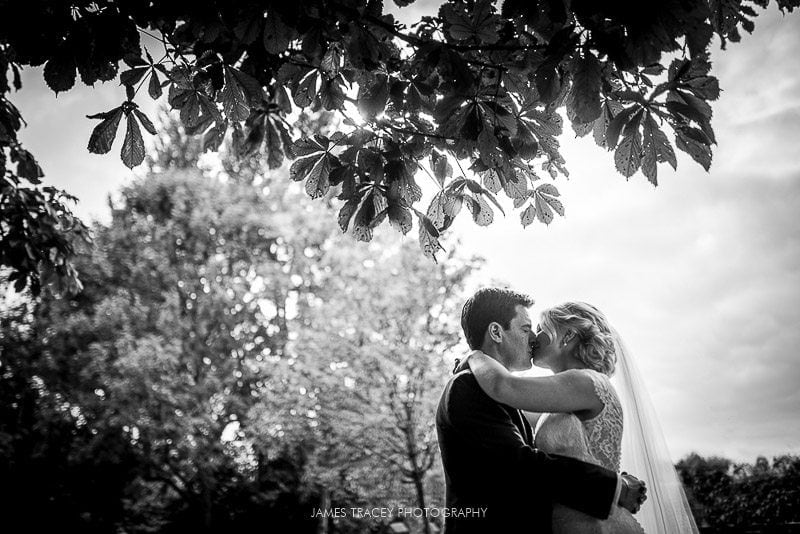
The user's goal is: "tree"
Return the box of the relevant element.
[0,169,322,532]
[0,114,483,532]
[0,276,142,533]
[676,453,800,529]
[273,235,480,534]
[0,123,346,531]
[2,0,798,292]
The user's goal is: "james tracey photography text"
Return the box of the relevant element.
[310,506,488,519]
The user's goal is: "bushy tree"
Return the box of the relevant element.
[2,0,799,292]
[0,114,480,532]
[0,166,326,531]
[0,282,141,532]
[267,235,480,534]
[677,453,800,529]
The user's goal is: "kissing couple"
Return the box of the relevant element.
[436,287,699,533]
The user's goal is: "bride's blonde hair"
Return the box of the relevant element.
[539,302,617,376]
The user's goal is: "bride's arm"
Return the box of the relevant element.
[467,351,603,414]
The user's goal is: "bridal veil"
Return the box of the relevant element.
[610,328,700,534]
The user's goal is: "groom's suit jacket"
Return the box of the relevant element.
[436,364,618,533]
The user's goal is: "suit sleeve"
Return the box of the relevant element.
[444,374,618,519]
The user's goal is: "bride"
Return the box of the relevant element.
[466,301,699,534]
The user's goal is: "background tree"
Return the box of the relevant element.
[0,166,327,532]
[0,280,141,532]
[677,452,800,531]
[0,113,478,532]
[2,0,799,292]
[276,235,481,534]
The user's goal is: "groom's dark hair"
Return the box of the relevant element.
[461,287,534,349]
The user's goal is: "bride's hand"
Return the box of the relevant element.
[618,473,648,514]
[468,350,508,376]
[465,349,491,371]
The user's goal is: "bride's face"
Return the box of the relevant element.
[530,324,566,370]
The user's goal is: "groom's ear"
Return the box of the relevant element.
[487,322,503,343]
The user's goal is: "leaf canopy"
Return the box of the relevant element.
[1,0,799,290]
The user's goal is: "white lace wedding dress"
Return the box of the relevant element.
[534,369,645,534]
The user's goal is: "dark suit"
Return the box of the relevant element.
[436,367,618,533]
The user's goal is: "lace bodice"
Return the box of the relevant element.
[533,370,642,534]
[583,369,624,472]
[534,369,623,472]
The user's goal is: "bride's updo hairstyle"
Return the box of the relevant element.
[540,302,617,376]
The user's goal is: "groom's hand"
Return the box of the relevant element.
[618,472,647,514]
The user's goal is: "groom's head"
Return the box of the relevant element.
[461,287,535,372]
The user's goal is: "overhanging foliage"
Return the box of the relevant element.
[1,0,798,292]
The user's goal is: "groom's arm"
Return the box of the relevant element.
[445,374,618,519]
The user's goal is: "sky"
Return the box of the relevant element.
[10,4,800,463]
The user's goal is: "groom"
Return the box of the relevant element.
[436,287,646,533]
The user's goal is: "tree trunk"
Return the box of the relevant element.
[411,470,431,534]
[317,487,331,534]
[402,401,431,534]
[203,482,213,532]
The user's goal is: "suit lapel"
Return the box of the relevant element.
[520,410,534,445]
[454,364,535,446]
[503,405,533,446]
